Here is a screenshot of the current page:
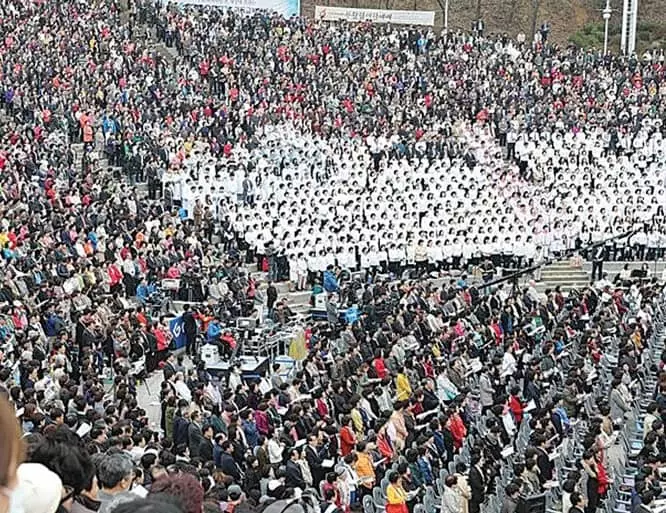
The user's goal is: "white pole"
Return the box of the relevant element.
[602,0,611,55]
[620,0,629,54]
[444,0,449,33]
[628,0,638,55]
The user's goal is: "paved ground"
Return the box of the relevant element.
[137,369,165,432]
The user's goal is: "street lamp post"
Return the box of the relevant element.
[444,0,449,33]
[602,0,612,55]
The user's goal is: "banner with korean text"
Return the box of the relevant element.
[175,0,300,17]
[314,6,435,25]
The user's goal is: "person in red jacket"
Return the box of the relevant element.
[448,408,467,450]
[107,263,123,294]
[508,386,525,425]
[376,421,394,461]
[372,350,388,380]
[339,416,357,457]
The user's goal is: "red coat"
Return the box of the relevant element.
[508,395,524,423]
[316,398,329,419]
[449,414,467,449]
[597,460,610,495]
[340,425,356,456]
[377,432,394,460]
[108,264,123,286]
[373,358,388,379]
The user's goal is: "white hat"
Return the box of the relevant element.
[16,463,63,513]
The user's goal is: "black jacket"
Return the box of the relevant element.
[220,452,242,481]
[469,466,486,504]
[188,422,205,458]
[182,310,197,335]
[304,444,324,482]
[199,438,214,462]
[285,460,306,490]
[536,447,554,483]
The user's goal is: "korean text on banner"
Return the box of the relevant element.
[175,0,300,18]
[314,6,435,26]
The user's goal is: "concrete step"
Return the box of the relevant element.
[541,267,588,274]
[535,280,588,291]
[537,261,590,292]
[540,272,589,282]
[545,261,580,268]
[541,269,589,276]
[152,42,178,64]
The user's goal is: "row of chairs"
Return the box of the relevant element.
[362,293,666,513]
[605,300,666,513]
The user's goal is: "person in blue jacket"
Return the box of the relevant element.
[136,278,156,304]
[206,317,222,344]
[323,265,339,293]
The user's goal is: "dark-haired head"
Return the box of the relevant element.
[112,497,185,513]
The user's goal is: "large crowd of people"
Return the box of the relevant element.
[139,2,666,280]
[0,1,665,513]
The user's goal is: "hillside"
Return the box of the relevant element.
[301,0,666,52]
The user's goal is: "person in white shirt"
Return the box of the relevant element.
[501,345,518,382]
[295,253,309,291]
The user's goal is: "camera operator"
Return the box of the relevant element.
[181,304,199,357]
[205,315,235,359]
[179,269,205,302]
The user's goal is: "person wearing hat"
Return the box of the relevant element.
[227,484,244,507]
[13,463,64,513]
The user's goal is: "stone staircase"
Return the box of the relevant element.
[134,21,179,65]
[536,261,591,293]
[245,263,312,314]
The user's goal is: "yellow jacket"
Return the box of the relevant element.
[396,373,412,401]
[386,483,407,505]
[350,408,364,437]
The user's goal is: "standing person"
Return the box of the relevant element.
[267,282,278,317]
[146,160,160,200]
[415,240,428,276]
[122,253,138,297]
[441,475,461,513]
[468,453,486,513]
[581,450,600,513]
[188,411,205,458]
[181,304,198,357]
[385,472,408,513]
[354,442,375,497]
[591,245,604,282]
[198,425,215,463]
[506,126,517,161]
[479,368,494,414]
[453,463,471,513]
[242,174,255,207]
[568,492,585,513]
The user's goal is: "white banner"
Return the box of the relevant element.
[314,6,435,25]
[175,0,300,17]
